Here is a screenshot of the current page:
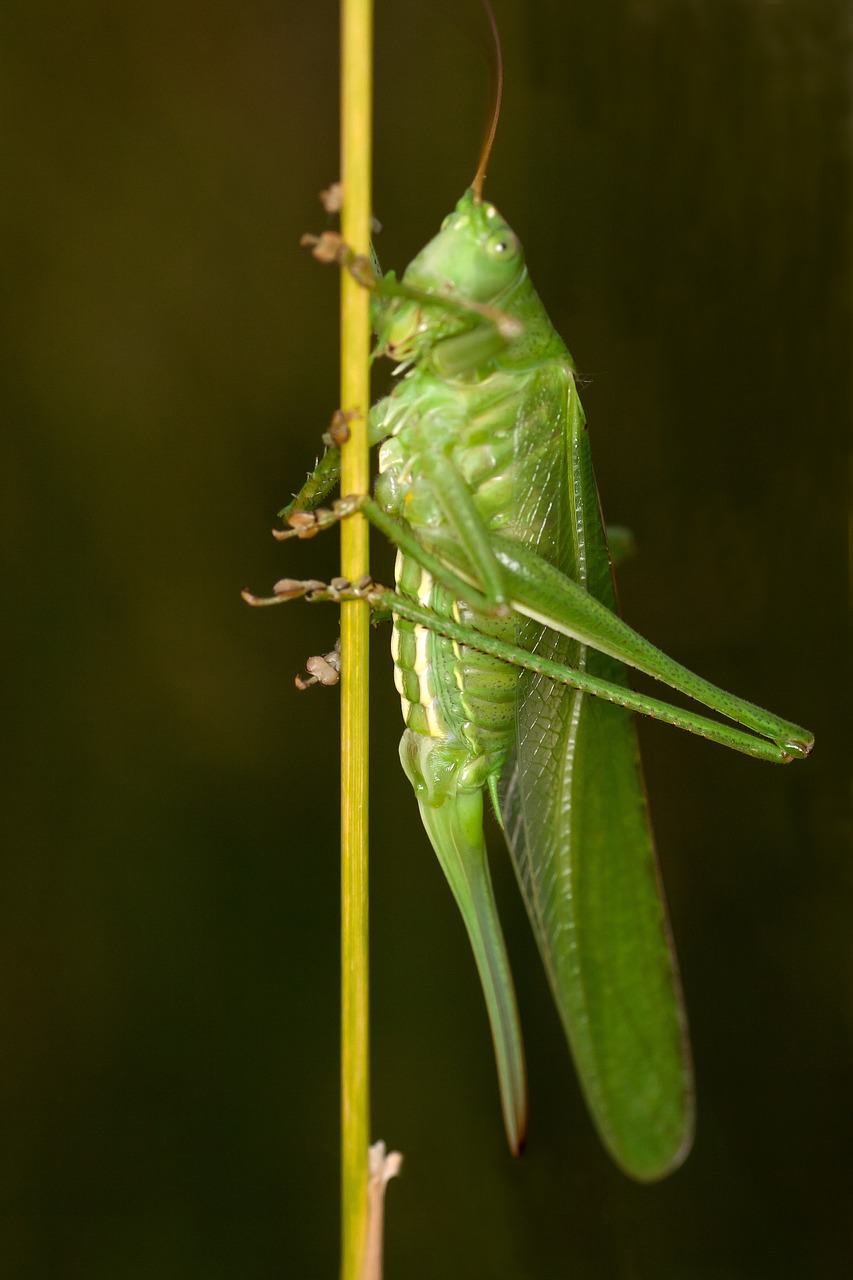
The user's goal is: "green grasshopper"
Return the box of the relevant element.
[245,131,813,1183]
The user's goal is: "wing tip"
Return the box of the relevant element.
[608,1111,696,1184]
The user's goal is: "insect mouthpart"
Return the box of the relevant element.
[378,300,430,362]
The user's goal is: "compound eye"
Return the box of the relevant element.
[485,228,520,259]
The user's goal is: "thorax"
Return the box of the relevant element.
[374,363,555,537]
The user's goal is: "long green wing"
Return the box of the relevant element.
[499,370,694,1181]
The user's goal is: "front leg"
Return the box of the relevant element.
[302,230,521,341]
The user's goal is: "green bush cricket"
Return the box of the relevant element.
[245,52,813,1184]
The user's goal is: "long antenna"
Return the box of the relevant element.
[472,0,503,200]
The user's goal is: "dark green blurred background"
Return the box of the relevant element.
[2,1,849,1276]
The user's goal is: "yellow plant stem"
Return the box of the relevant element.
[339,1,372,1278]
